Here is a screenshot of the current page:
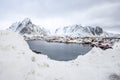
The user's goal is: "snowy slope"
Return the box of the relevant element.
[55,24,120,37]
[8,18,49,36]
[0,30,120,80]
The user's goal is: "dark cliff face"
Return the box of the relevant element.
[95,26,103,35]
[86,26,103,35]
[20,25,34,34]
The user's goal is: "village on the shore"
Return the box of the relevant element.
[24,35,120,50]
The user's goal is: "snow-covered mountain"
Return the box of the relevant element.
[8,19,120,38]
[55,24,120,37]
[9,18,49,36]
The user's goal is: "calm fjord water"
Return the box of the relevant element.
[27,40,92,61]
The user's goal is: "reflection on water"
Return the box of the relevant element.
[27,40,92,61]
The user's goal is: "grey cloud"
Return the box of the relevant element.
[0,0,120,33]
[88,3,120,21]
[0,0,119,18]
[104,26,120,33]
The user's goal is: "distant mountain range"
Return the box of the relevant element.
[8,18,120,38]
[55,25,120,37]
[8,18,49,36]
[55,25,104,37]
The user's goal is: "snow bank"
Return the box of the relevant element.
[0,30,120,80]
[75,46,120,80]
[0,30,34,80]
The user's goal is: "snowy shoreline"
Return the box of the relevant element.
[0,30,120,80]
[24,34,120,44]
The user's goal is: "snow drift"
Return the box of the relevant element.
[0,30,120,80]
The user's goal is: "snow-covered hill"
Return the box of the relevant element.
[8,18,49,36]
[0,30,120,80]
[55,24,120,37]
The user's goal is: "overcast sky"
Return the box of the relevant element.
[0,0,120,33]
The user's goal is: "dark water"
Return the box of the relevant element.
[27,40,92,61]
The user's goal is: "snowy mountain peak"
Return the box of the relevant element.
[8,18,49,36]
[22,18,32,25]
[55,25,105,37]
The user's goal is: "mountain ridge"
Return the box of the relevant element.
[8,18,120,38]
[55,24,120,37]
[8,18,49,36]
